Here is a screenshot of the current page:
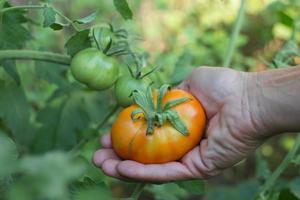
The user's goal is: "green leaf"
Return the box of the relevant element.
[43,6,56,27]
[19,151,85,181]
[277,11,294,28]
[72,178,113,200]
[176,180,205,195]
[49,22,64,30]
[272,40,300,68]
[0,0,5,9]
[33,91,90,152]
[0,80,33,145]
[7,151,86,200]
[146,183,188,200]
[0,131,18,179]
[0,22,32,49]
[1,60,21,85]
[34,61,68,86]
[278,188,298,200]
[33,88,113,153]
[0,3,32,49]
[76,148,105,183]
[113,0,133,20]
[171,50,194,85]
[80,90,115,126]
[255,151,271,184]
[74,184,113,200]
[293,154,300,164]
[74,11,97,24]
[206,181,259,200]
[1,3,27,23]
[289,178,300,198]
[65,29,92,57]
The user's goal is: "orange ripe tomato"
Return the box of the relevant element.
[111,88,206,164]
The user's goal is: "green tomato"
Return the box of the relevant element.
[114,76,150,107]
[70,48,119,90]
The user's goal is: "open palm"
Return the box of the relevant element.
[93,67,263,182]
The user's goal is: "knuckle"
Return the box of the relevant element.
[182,154,219,179]
[198,160,219,179]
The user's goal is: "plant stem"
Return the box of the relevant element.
[0,4,80,31]
[52,7,80,31]
[96,104,119,130]
[223,0,246,67]
[0,5,45,13]
[0,50,71,65]
[131,183,146,200]
[69,105,119,154]
[255,134,300,199]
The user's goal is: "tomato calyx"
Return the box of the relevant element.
[126,53,161,80]
[89,24,131,57]
[131,84,190,136]
[127,64,161,80]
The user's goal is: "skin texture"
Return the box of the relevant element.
[93,66,300,182]
[70,48,119,90]
[111,89,206,164]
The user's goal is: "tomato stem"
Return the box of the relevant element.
[139,65,161,79]
[223,0,246,67]
[0,5,45,13]
[96,105,119,130]
[126,53,161,80]
[0,4,80,32]
[131,183,146,200]
[103,38,113,55]
[52,7,80,32]
[126,64,135,78]
[0,50,71,65]
[91,27,103,51]
[255,134,300,199]
[131,84,189,136]
[69,105,119,154]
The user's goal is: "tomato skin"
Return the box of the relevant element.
[111,89,206,164]
[70,48,119,90]
[114,76,149,107]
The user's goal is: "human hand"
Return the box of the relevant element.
[93,67,266,182]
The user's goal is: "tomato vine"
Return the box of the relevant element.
[0,50,71,65]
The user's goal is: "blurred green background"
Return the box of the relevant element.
[0,0,300,199]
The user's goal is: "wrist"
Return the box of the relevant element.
[242,72,273,138]
[245,67,300,137]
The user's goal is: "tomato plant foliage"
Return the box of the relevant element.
[0,0,300,200]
